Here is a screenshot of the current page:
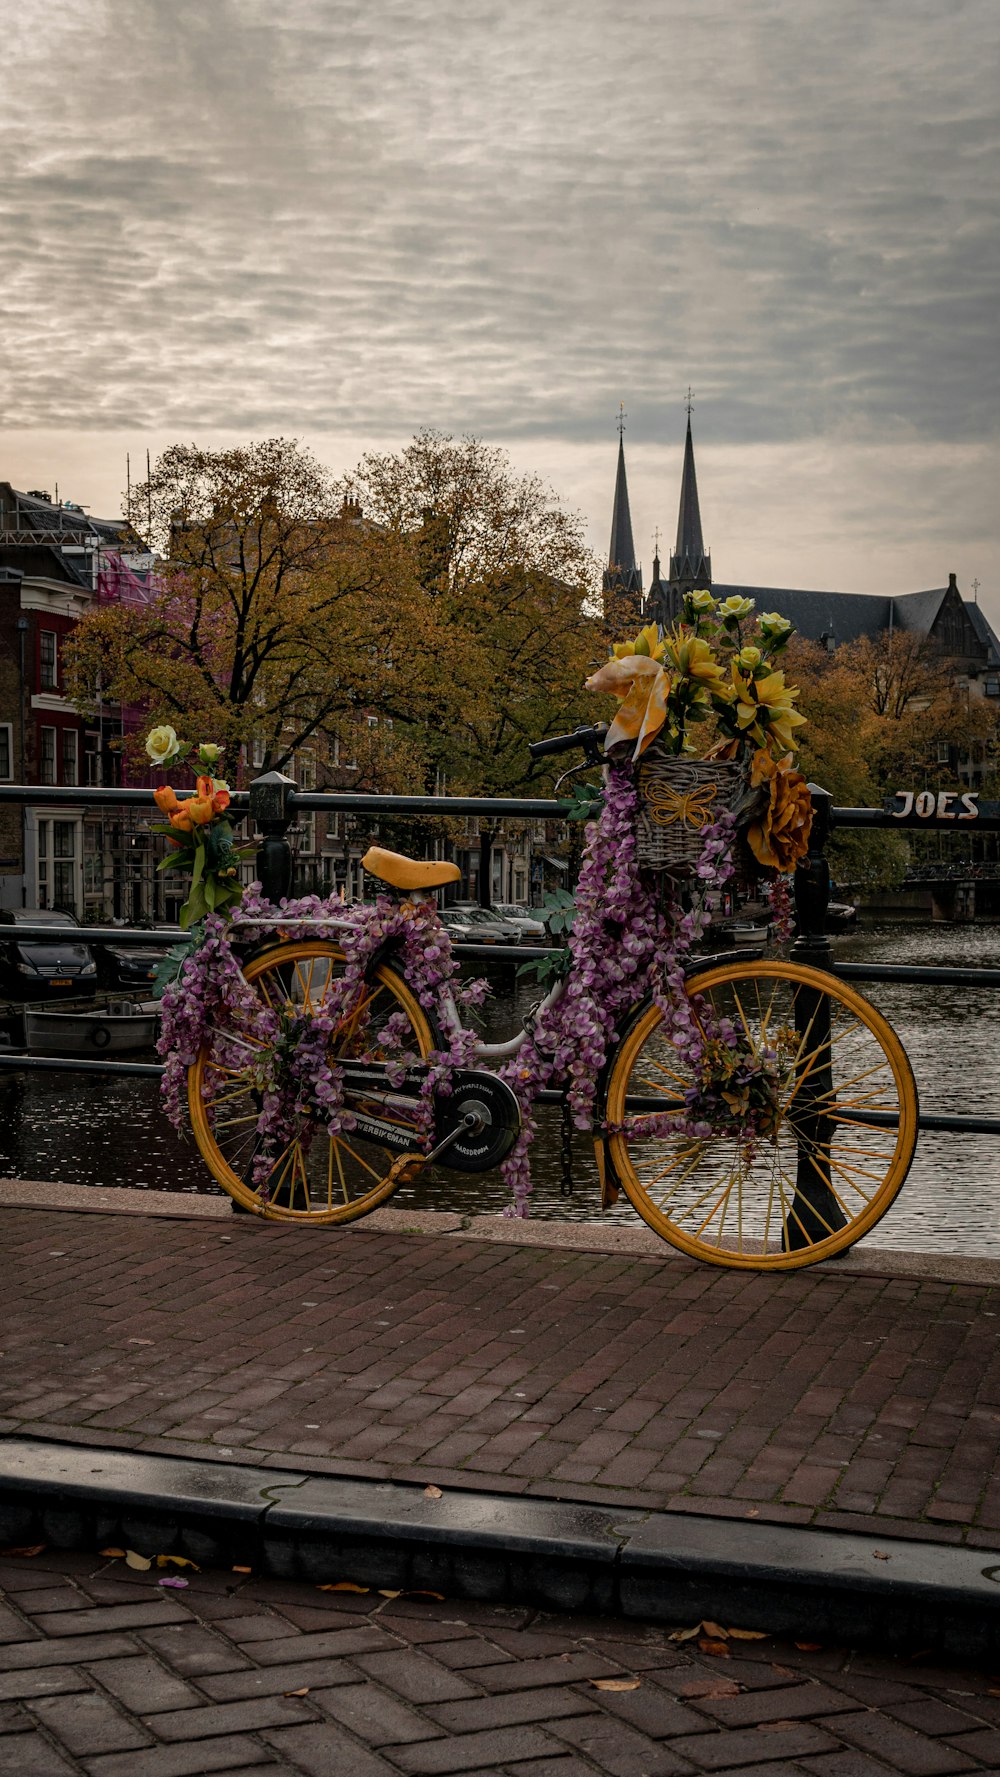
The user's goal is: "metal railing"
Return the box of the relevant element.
[3,773,1000,1139]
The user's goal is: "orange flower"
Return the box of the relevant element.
[747,750,813,872]
[169,805,195,834]
[186,793,216,826]
[153,785,181,814]
[212,784,231,814]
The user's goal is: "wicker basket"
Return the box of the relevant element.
[634,749,747,873]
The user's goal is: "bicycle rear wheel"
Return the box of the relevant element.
[604,959,918,1269]
[188,940,436,1223]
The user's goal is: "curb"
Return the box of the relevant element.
[3,1436,1000,1660]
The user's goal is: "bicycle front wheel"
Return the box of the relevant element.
[604,960,918,1269]
[188,940,436,1223]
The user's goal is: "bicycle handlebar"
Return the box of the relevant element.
[528,723,607,762]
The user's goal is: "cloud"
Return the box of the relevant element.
[1,0,998,596]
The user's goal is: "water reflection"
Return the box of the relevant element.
[3,925,1000,1254]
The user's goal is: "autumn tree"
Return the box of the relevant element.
[64,438,406,775]
[343,431,602,796]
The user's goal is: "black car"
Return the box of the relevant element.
[94,932,178,991]
[0,909,98,998]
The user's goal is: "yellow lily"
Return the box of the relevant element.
[663,629,733,697]
[611,622,665,662]
[585,655,670,757]
[731,663,806,753]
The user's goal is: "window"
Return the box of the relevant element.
[37,817,78,912]
[84,734,102,785]
[296,750,316,791]
[252,736,266,769]
[329,734,340,767]
[40,727,57,785]
[39,630,57,690]
[0,724,11,780]
[61,730,78,786]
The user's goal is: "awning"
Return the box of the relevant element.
[541,854,569,872]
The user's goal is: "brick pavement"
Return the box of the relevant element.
[3,1209,1000,1549]
[4,1543,1000,1775]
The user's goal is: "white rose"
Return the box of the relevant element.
[145,725,180,765]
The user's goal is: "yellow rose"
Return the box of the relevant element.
[737,645,762,671]
[759,611,792,635]
[719,595,755,621]
[146,725,179,766]
[687,588,716,613]
[197,742,221,765]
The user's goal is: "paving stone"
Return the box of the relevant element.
[138,1623,253,1675]
[197,1659,360,1701]
[144,1694,318,1741]
[551,1711,698,1775]
[830,1707,978,1772]
[28,1687,153,1754]
[85,1653,205,1714]
[247,1627,393,1667]
[87,1738,278,1776]
[312,1679,447,1745]
[388,1723,564,1772]
[0,1735,80,1774]
[263,1720,401,1774]
[668,1720,840,1769]
[350,1648,480,1704]
[0,1633,139,1670]
[427,1685,599,1733]
[0,1667,90,1702]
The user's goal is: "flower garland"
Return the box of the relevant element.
[158,889,489,1192]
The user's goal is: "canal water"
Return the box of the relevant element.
[2,921,999,1255]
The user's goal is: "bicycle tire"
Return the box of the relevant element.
[604,959,918,1270]
[188,939,436,1223]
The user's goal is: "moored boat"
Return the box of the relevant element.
[24,1001,160,1057]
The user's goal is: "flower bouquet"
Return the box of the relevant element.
[145,726,253,928]
[586,592,812,875]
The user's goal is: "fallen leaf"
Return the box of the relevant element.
[232,1566,252,1574]
[283,1687,310,1697]
[99,1548,126,1559]
[158,1577,188,1589]
[423,1484,443,1499]
[771,1663,796,1678]
[402,1590,445,1602]
[794,1641,822,1652]
[378,1590,402,1600]
[873,1550,890,1561]
[701,1620,729,1639]
[668,1625,703,1643]
[127,1338,155,1345]
[590,1677,641,1692]
[0,1544,46,1557]
[125,1550,152,1571]
[698,1639,731,1658]
[759,1719,800,1732]
[727,1628,768,1641]
[746,1507,760,1518]
[156,1556,200,1571]
[317,1581,369,1594]
[678,1679,741,1699]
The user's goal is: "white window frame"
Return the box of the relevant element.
[39,630,58,690]
[40,726,57,785]
[61,729,78,786]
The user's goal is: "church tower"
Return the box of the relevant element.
[649,397,712,628]
[602,407,643,633]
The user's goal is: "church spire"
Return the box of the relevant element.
[668,392,711,601]
[603,404,643,625]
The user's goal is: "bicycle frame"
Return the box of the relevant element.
[231,901,568,1065]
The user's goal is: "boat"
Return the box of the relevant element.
[826,901,858,930]
[24,1000,160,1057]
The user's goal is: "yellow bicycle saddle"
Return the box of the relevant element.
[361,846,461,891]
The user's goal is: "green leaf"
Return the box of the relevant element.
[180,879,208,929]
[189,842,205,891]
[203,874,218,912]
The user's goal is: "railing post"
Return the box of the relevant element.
[249,771,297,904]
[791,784,833,970]
[785,784,846,1250]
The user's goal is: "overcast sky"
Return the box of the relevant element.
[3,0,998,614]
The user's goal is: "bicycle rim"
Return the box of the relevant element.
[605,960,919,1269]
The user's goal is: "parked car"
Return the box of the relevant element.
[0,909,98,998]
[490,902,547,942]
[440,905,521,946]
[94,931,178,991]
